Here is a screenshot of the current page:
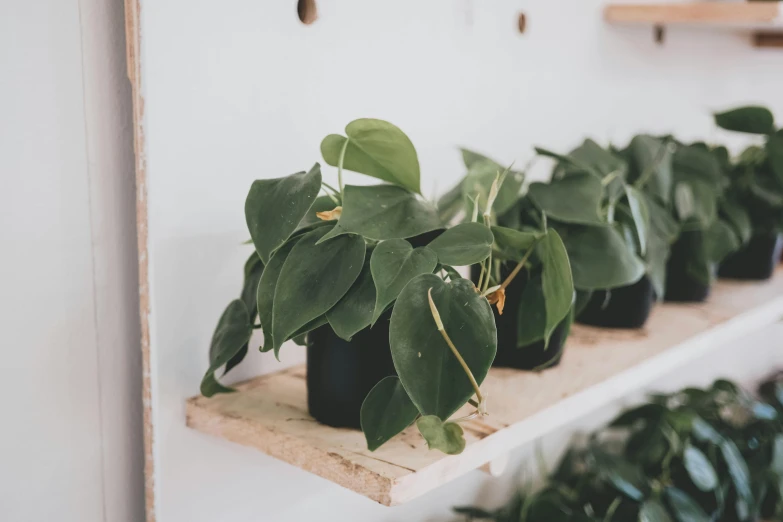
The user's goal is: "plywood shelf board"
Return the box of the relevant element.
[186,268,783,506]
[605,2,783,30]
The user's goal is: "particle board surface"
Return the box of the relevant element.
[187,269,783,506]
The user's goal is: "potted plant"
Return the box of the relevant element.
[714,106,783,280]
[532,139,667,329]
[201,118,508,455]
[439,149,575,371]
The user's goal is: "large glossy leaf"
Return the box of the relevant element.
[360,376,419,452]
[720,439,753,505]
[334,184,442,241]
[326,249,376,341]
[516,272,546,346]
[537,229,573,345]
[321,119,420,193]
[527,173,606,226]
[201,300,252,397]
[639,500,673,522]
[370,239,438,324]
[245,164,322,264]
[390,275,496,419]
[416,416,466,455]
[426,222,493,266]
[257,237,301,352]
[558,225,645,290]
[630,135,673,204]
[665,488,710,522]
[461,158,525,216]
[684,444,718,491]
[491,226,542,261]
[714,106,775,135]
[272,226,365,355]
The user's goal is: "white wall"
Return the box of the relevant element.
[132,1,783,521]
[0,1,143,522]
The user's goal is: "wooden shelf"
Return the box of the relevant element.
[186,268,783,506]
[605,2,783,46]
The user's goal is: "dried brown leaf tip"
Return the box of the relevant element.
[316,206,342,221]
[486,287,506,315]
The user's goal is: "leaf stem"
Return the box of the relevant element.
[337,138,349,196]
[427,288,485,406]
[500,240,539,290]
[482,251,493,293]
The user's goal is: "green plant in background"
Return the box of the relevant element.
[454,373,783,522]
[201,118,508,454]
[714,106,783,239]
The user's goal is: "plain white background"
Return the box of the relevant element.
[1,0,782,521]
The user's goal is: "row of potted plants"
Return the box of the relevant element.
[454,373,783,522]
[200,106,783,455]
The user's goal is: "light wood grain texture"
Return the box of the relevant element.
[605,2,782,29]
[187,269,783,506]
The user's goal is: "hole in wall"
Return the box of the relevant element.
[297,0,318,25]
[517,12,527,34]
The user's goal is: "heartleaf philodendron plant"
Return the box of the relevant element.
[202,118,509,454]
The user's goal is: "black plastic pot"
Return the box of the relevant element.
[664,230,712,303]
[471,265,571,371]
[576,276,654,329]
[718,233,783,281]
[306,315,396,429]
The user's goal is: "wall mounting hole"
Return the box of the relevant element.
[517,12,527,34]
[297,0,318,25]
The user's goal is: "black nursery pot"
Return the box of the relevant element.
[718,233,783,281]
[664,230,711,303]
[471,266,571,371]
[576,276,654,329]
[306,316,396,430]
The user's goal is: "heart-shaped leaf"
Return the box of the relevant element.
[714,106,775,135]
[570,138,628,178]
[491,226,542,261]
[461,148,495,169]
[629,135,673,204]
[516,272,546,346]
[426,222,493,266]
[360,376,419,452]
[528,173,606,226]
[665,488,709,522]
[673,144,723,186]
[226,252,265,373]
[245,164,322,264]
[684,444,718,491]
[272,226,365,355]
[390,274,496,419]
[625,186,649,256]
[537,229,573,345]
[416,415,466,455]
[370,239,438,325]
[326,249,376,341]
[557,225,645,290]
[720,198,752,245]
[705,219,740,264]
[639,499,673,522]
[295,194,339,231]
[257,237,302,353]
[321,119,421,193]
[201,300,253,397]
[333,184,442,241]
[535,146,594,175]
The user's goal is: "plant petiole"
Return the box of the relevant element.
[499,239,539,291]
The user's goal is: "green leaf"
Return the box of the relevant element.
[321,119,421,193]
[704,219,740,264]
[426,222,493,266]
[326,249,376,341]
[257,237,301,352]
[625,185,650,256]
[516,272,546,346]
[226,251,265,373]
[672,144,723,186]
[674,180,716,228]
[461,159,524,216]
[416,415,466,455]
[491,226,542,261]
[271,226,365,356]
[557,225,645,290]
[360,376,419,451]
[334,184,442,241]
[569,138,628,178]
[538,230,573,345]
[684,444,718,492]
[201,300,253,397]
[390,274,496,419]
[535,146,593,174]
[460,148,495,169]
[370,239,438,325]
[720,439,753,505]
[245,164,322,264]
[436,179,465,224]
[665,488,709,522]
[295,195,338,231]
[771,434,783,476]
[630,135,673,204]
[720,198,752,245]
[527,173,606,226]
[766,133,783,186]
[596,452,648,501]
[691,417,723,444]
[639,500,673,522]
[714,106,775,135]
